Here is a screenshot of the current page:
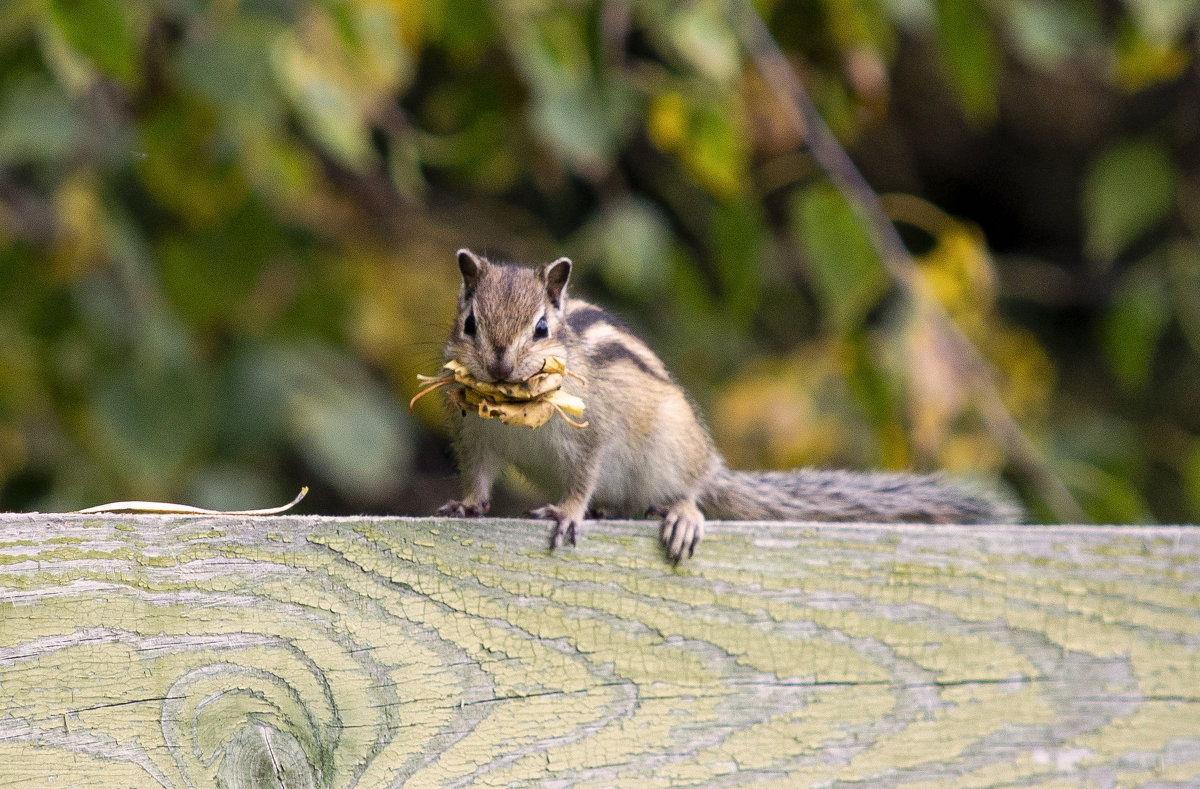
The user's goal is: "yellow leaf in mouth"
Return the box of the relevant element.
[410,356,588,429]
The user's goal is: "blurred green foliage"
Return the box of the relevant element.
[0,0,1198,522]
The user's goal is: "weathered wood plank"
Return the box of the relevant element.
[2,514,1198,787]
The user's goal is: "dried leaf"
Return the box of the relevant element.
[75,486,309,515]
[410,356,588,429]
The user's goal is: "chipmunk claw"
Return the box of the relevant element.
[530,504,579,550]
[437,499,490,517]
[660,500,704,564]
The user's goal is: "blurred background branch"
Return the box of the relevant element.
[735,0,1086,522]
[1,0,1197,523]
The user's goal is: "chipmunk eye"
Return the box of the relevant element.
[533,315,548,340]
[464,310,476,337]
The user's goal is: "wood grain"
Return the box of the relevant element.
[2,514,1198,786]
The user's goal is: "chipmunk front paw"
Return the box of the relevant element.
[660,500,704,564]
[530,504,582,549]
[437,499,490,517]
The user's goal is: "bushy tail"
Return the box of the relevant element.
[698,466,1020,524]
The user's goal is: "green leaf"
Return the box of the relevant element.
[90,366,214,496]
[0,75,82,164]
[137,98,248,227]
[710,199,764,324]
[0,321,44,418]
[1186,439,1200,521]
[289,379,410,504]
[272,28,373,169]
[1101,265,1169,392]
[1051,415,1150,523]
[1125,0,1200,43]
[1002,0,1102,70]
[684,101,747,197]
[423,0,495,56]
[1113,19,1189,92]
[47,0,139,85]
[178,18,285,138]
[157,201,283,328]
[936,0,999,121]
[582,197,673,301]
[233,344,414,504]
[1068,463,1150,523]
[789,183,887,333]
[507,8,634,173]
[188,464,287,514]
[532,86,629,172]
[668,4,740,84]
[1167,241,1200,356]
[1082,139,1177,264]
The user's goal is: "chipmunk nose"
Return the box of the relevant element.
[487,351,513,382]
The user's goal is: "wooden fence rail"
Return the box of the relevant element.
[2,513,1199,786]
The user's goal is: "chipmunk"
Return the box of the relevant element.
[435,249,1018,562]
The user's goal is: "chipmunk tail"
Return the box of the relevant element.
[698,465,1022,524]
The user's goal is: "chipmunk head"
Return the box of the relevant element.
[446,248,572,383]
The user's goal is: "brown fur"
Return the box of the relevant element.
[437,250,1019,562]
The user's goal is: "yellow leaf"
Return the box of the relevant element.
[411,357,588,429]
[648,91,688,153]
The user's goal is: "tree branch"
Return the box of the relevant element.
[735,3,1086,523]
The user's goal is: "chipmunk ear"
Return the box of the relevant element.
[456,248,486,293]
[542,257,571,308]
